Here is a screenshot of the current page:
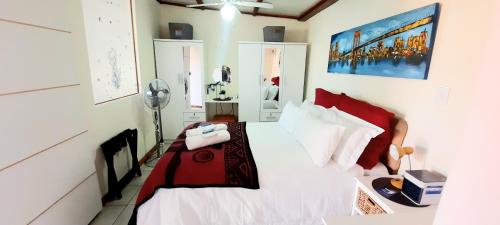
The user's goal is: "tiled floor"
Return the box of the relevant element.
[89,164,154,225]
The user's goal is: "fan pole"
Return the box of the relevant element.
[158,105,165,146]
[156,106,165,157]
[146,107,164,167]
[144,78,170,167]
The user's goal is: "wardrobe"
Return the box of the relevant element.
[238,42,307,122]
[154,39,206,140]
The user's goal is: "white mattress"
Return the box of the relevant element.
[137,122,361,225]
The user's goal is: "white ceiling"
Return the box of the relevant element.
[159,0,323,18]
[258,0,321,16]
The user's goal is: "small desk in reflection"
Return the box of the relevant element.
[205,98,238,122]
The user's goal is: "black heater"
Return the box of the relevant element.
[169,23,193,40]
[263,26,285,42]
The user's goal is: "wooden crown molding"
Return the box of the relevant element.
[195,0,205,10]
[252,0,263,16]
[156,0,339,22]
[298,0,339,21]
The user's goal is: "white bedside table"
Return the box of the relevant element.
[322,175,437,225]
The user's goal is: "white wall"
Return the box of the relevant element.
[304,0,488,174]
[0,0,101,224]
[432,2,500,225]
[89,0,160,196]
[159,5,308,98]
[0,0,160,223]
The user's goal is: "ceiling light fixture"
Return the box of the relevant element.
[220,3,237,21]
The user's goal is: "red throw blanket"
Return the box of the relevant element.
[128,122,259,225]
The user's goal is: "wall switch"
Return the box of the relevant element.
[435,86,450,106]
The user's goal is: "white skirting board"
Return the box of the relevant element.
[30,173,102,225]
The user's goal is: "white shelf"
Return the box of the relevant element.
[205,98,239,104]
[323,176,438,225]
[356,176,438,214]
[153,39,203,43]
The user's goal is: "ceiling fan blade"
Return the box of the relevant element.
[186,3,224,8]
[233,1,273,9]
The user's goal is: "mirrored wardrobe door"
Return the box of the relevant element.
[261,44,284,112]
[183,45,204,111]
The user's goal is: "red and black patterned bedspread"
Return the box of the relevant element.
[128,122,259,225]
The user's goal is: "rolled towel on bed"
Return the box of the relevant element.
[186,124,228,137]
[185,130,231,150]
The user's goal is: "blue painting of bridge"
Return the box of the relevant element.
[327,3,440,80]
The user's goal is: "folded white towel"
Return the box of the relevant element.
[186,124,228,137]
[185,130,231,150]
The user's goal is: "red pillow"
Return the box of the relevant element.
[314,88,342,108]
[337,93,395,169]
[271,76,280,86]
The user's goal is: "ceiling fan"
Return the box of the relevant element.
[187,0,274,21]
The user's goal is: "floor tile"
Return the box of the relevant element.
[113,205,135,225]
[92,158,163,224]
[129,168,152,186]
[107,185,140,206]
[89,206,125,225]
[140,164,154,171]
[129,190,140,205]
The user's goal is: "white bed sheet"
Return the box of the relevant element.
[137,122,361,225]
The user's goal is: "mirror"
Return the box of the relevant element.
[183,46,203,110]
[212,65,232,84]
[262,47,282,110]
[209,65,232,101]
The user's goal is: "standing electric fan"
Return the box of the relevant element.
[143,78,171,166]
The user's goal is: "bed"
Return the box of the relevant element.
[132,118,407,225]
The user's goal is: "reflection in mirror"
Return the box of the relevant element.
[184,46,203,109]
[209,65,232,101]
[212,65,232,84]
[262,48,281,110]
[212,67,222,83]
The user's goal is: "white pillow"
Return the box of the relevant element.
[278,101,302,133]
[301,100,327,118]
[263,99,279,109]
[262,86,270,100]
[322,107,384,170]
[292,111,345,167]
[267,85,279,101]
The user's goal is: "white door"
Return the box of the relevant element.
[282,44,306,107]
[154,41,185,140]
[238,43,262,122]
